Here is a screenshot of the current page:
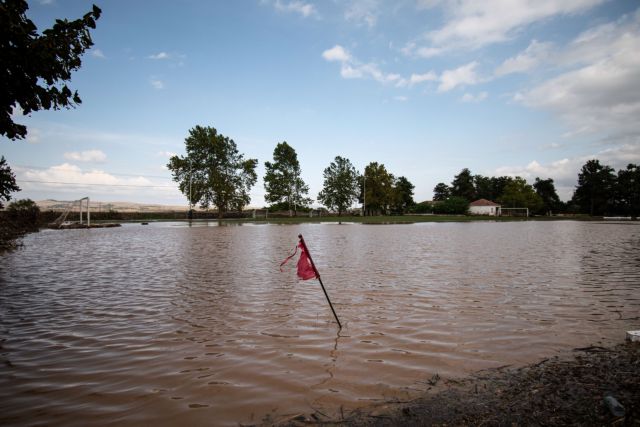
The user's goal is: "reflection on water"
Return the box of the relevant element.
[1,221,638,425]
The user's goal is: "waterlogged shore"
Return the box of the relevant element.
[276,341,640,426]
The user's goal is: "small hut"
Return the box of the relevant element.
[469,199,501,216]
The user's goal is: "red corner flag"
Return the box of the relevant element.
[280,241,318,280]
[280,234,342,329]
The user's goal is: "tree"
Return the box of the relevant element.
[499,177,543,212]
[433,196,469,215]
[263,141,311,216]
[317,156,360,216]
[361,162,394,215]
[0,156,20,208]
[167,126,258,219]
[392,176,415,213]
[490,176,513,201]
[572,159,616,216]
[533,177,561,215]
[615,164,640,218]
[1,0,101,140]
[433,182,451,201]
[450,168,476,201]
[474,175,494,200]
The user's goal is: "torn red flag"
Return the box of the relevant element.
[280,242,318,280]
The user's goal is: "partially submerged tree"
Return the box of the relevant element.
[1,0,102,140]
[361,162,394,215]
[392,176,415,213]
[432,182,451,201]
[572,159,616,216]
[0,156,20,208]
[499,177,543,212]
[616,164,640,218]
[534,177,561,215]
[167,126,258,218]
[317,156,360,216]
[450,168,476,201]
[263,141,311,215]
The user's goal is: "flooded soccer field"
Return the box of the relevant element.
[1,221,638,425]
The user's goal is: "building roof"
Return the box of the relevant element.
[470,199,500,207]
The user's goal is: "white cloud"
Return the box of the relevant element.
[322,45,351,62]
[91,48,106,59]
[515,10,640,142]
[148,52,170,60]
[394,96,408,102]
[322,45,406,85]
[495,40,552,76]
[150,78,165,90]
[26,127,41,144]
[461,91,488,102]
[157,151,177,158]
[410,71,438,85]
[438,61,480,92]
[345,0,380,28]
[64,150,107,163]
[273,0,317,18]
[405,0,605,57]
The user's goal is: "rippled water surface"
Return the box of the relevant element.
[1,221,639,425]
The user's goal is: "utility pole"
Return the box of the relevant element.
[363,167,366,217]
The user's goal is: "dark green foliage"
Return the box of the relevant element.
[167,126,258,218]
[615,163,640,218]
[473,175,493,200]
[410,201,432,214]
[263,141,311,215]
[433,182,450,201]
[392,176,415,213]
[450,168,476,201]
[571,159,616,216]
[7,198,39,227]
[361,162,394,215]
[498,177,543,211]
[1,0,101,140]
[0,155,20,208]
[317,156,360,216]
[432,196,469,214]
[533,177,562,215]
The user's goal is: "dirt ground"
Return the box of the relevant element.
[274,341,640,426]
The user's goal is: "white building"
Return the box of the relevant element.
[469,199,501,216]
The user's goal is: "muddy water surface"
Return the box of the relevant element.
[1,221,639,425]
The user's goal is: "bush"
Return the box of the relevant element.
[7,199,40,229]
[432,197,469,215]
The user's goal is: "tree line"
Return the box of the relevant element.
[166,126,639,219]
[166,126,416,217]
[423,160,640,217]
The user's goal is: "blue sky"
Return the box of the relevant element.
[3,0,640,207]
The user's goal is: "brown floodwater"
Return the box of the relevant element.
[1,221,639,425]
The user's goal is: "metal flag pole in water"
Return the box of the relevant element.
[298,234,342,329]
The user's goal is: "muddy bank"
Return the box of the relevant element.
[275,341,639,426]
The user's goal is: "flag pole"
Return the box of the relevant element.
[298,234,342,329]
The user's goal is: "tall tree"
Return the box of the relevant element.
[572,159,616,216]
[1,0,101,140]
[317,156,360,216]
[167,126,258,219]
[499,177,543,212]
[615,164,640,218]
[263,141,311,216]
[432,182,451,201]
[392,176,415,214]
[533,177,561,215]
[474,175,494,200]
[362,162,394,215]
[0,156,20,208]
[450,168,476,201]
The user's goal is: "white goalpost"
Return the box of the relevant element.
[500,207,529,217]
[51,197,90,228]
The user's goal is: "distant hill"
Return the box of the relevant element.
[37,199,190,212]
